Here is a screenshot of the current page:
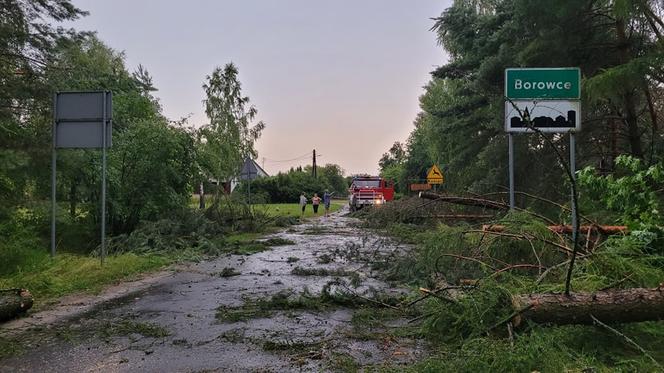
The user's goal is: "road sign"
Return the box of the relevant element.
[55,91,112,148]
[410,183,432,191]
[427,164,444,184]
[505,68,580,100]
[52,91,112,264]
[505,100,580,133]
[239,158,259,180]
[503,68,581,241]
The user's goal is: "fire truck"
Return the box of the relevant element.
[348,176,394,211]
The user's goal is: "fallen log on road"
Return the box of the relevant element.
[0,288,33,322]
[416,214,495,220]
[418,191,508,210]
[511,287,664,327]
[418,191,559,224]
[483,224,628,235]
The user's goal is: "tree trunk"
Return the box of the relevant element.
[615,17,643,158]
[0,289,33,322]
[511,287,664,327]
[199,182,205,209]
[482,224,628,235]
[69,182,77,218]
[418,191,507,210]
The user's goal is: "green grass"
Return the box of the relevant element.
[328,352,360,372]
[97,320,171,339]
[0,336,22,359]
[0,252,170,305]
[188,196,345,219]
[252,202,344,219]
[290,266,352,277]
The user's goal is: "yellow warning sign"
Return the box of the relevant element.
[427,164,444,185]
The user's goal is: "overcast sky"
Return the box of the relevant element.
[67,0,451,175]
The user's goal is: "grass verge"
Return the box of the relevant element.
[0,253,170,305]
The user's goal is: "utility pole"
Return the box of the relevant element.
[312,149,317,178]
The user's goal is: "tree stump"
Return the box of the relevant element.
[0,289,33,322]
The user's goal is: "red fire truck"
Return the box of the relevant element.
[348,176,395,211]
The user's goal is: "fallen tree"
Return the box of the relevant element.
[0,288,33,322]
[416,214,495,220]
[418,191,508,210]
[483,224,628,235]
[511,287,664,327]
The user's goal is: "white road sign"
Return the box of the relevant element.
[505,100,580,133]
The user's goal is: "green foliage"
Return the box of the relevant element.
[422,281,514,343]
[579,155,664,231]
[102,209,224,256]
[204,198,274,232]
[234,163,347,203]
[568,235,664,292]
[0,215,47,277]
[215,288,347,322]
[216,283,400,322]
[106,118,196,234]
[198,63,265,191]
[378,142,407,194]
[1,24,194,249]
[291,266,352,277]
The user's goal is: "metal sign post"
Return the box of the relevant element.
[504,67,581,216]
[508,133,515,210]
[51,94,57,257]
[240,158,258,204]
[570,132,577,243]
[101,91,107,264]
[52,91,112,263]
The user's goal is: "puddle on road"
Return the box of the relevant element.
[1,210,426,372]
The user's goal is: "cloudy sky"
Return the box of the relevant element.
[67,0,451,175]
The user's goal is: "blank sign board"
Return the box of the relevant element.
[56,121,112,148]
[54,91,112,148]
[56,92,112,121]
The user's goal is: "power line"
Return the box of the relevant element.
[263,151,313,163]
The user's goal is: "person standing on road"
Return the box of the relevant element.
[299,192,307,218]
[323,190,333,217]
[312,193,321,214]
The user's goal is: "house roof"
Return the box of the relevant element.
[239,158,269,180]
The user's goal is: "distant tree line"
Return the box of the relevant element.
[233,164,348,203]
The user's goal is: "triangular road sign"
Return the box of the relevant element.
[427,164,444,184]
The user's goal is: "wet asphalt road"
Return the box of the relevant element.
[1,209,423,372]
